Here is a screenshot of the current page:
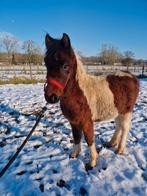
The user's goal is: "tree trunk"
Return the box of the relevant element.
[142,64,144,76]
[127,64,129,71]
[29,63,32,80]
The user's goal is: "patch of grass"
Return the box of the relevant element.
[0,77,45,85]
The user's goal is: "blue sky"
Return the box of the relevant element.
[0,0,147,59]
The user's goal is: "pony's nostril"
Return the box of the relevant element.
[51,94,59,102]
[45,94,59,104]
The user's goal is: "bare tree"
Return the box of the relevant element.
[22,40,42,79]
[122,50,135,70]
[0,32,19,77]
[99,44,120,65]
[0,32,18,63]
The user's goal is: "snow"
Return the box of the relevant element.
[0,80,147,195]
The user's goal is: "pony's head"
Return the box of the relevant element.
[44,33,76,104]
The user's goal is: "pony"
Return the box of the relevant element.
[44,33,139,169]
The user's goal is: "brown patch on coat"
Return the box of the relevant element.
[106,74,139,114]
[60,68,94,146]
[70,124,82,144]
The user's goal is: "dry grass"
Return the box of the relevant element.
[0,77,45,85]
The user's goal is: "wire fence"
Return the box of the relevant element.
[0,63,147,81]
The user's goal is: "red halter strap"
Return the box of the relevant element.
[46,79,64,91]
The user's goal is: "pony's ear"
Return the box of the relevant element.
[45,34,53,48]
[61,33,71,49]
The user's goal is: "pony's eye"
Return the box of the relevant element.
[62,64,69,71]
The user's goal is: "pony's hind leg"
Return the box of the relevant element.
[116,112,132,154]
[107,116,122,148]
[83,121,98,169]
[70,124,82,158]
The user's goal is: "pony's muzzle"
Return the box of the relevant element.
[45,93,59,104]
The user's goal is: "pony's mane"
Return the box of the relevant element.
[75,53,100,87]
[75,53,87,82]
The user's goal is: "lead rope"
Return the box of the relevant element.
[0,103,49,178]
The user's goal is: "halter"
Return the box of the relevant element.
[46,79,64,91]
[44,74,70,93]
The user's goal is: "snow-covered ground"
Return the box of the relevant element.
[0,79,147,196]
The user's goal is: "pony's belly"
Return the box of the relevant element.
[92,105,118,122]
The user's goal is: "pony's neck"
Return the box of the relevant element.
[63,53,87,95]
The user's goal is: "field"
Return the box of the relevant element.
[0,79,147,195]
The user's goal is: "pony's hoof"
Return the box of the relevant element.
[115,147,125,155]
[70,145,81,159]
[104,141,117,148]
[69,150,80,158]
[69,154,79,159]
[85,163,94,171]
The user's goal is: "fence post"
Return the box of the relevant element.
[142,64,144,77]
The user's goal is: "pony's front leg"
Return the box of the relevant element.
[70,123,82,158]
[83,121,98,169]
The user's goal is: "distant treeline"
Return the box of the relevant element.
[0,51,146,68]
[79,44,147,67]
[0,52,43,65]
[0,32,146,67]
[81,55,147,67]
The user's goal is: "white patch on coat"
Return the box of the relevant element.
[71,143,81,158]
[75,54,119,121]
[108,116,122,147]
[89,143,98,167]
[113,71,133,78]
[117,112,132,154]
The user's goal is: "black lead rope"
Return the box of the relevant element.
[0,104,48,178]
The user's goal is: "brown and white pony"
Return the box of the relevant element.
[44,33,139,169]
